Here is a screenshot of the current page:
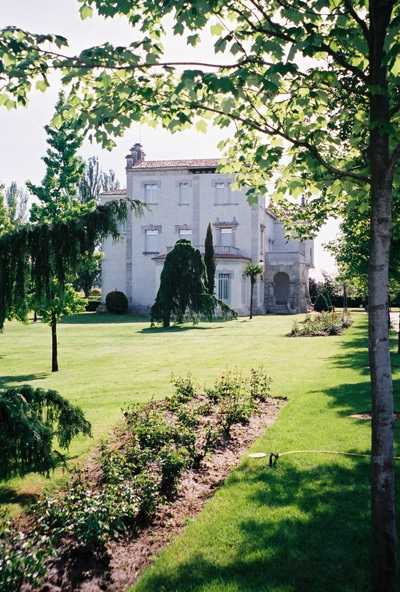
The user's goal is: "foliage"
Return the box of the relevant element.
[0,199,128,330]
[79,155,120,203]
[0,385,91,480]
[74,251,102,298]
[0,367,273,589]
[204,223,215,295]
[314,293,332,313]
[0,186,12,236]
[151,240,215,327]
[289,312,353,337]
[105,290,129,314]
[28,94,86,224]
[35,281,86,325]
[245,262,263,318]
[4,182,29,226]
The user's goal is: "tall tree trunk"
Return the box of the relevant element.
[368,2,397,589]
[51,312,59,372]
[343,283,348,314]
[249,280,254,319]
[398,312,400,355]
[33,310,37,322]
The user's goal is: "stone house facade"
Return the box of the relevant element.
[101,143,314,315]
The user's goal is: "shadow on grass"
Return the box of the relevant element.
[137,460,379,592]
[61,313,148,325]
[0,373,48,389]
[140,325,222,334]
[0,486,39,508]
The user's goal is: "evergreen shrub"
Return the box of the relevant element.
[105,290,128,314]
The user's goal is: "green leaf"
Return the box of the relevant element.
[36,79,49,92]
[210,23,224,36]
[196,120,207,133]
[79,5,93,19]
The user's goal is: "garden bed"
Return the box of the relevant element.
[0,370,285,592]
[289,311,353,337]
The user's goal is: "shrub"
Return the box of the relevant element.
[248,367,272,401]
[314,293,332,312]
[0,386,91,480]
[90,288,101,298]
[105,290,129,314]
[159,445,190,498]
[289,312,352,337]
[85,299,101,312]
[171,374,196,403]
[206,369,246,403]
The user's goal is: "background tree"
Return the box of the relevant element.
[78,155,120,203]
[244,262,263,320]
[74,251,102,298]
[2,1,400,586]
[0,185,11,236]
[151,240,214,328]
[204,222,215,295]
[5,181,29,226]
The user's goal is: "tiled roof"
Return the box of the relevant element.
[133,159,220,170]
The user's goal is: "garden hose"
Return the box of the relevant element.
[266,450,400,468]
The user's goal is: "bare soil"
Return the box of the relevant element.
[39,397,284,592]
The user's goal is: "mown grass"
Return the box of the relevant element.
[132,314,400,592]
[1,312,399,591]
[0,311,342,515]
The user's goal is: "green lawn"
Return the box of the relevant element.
[1,312,399,590]
[132,314,400,592]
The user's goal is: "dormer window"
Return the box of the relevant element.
[178,182,191,205]
[144,182,160,205]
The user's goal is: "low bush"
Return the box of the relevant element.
[1,367,274,591]
[85,299,101,312]
[105,290,129,314]
[289,312,353,337]
[0,386,91,480]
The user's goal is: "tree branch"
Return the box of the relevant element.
[343,0,370,43]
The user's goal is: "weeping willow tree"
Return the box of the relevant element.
[0,199,130,359]
[151,240,236,327]
[0,384,91,479]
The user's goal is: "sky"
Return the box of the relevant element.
[0,0,339,275]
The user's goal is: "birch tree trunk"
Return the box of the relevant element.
[368,2,397,589]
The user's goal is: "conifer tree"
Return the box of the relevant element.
[204,223,215,295]
[151,240,214,327]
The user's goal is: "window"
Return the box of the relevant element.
[220,227,233,247]
[144,183,159,205]
[145,229,159,253]
[178,228,192,240]
[218,273,231,303]
[215,181,227,205]
[178,182,191,205]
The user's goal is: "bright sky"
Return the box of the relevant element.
[0,0,339,274]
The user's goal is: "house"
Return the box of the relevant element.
[100,143,314,315]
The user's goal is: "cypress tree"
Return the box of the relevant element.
[204,222,215,295]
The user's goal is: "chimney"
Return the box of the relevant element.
[126,142,145,168]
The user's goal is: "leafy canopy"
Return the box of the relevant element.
[2,1,400,230]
